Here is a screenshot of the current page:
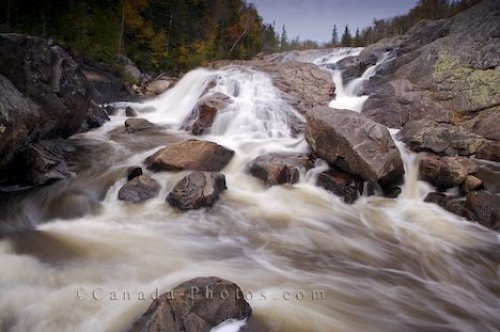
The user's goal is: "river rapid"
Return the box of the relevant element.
[0,48,498,332]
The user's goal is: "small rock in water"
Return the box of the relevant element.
[167,171,227,210]
[125,106,138,117]
[129,277,251,332]
[105,105,117,116]
[126,167,143,181]
[249,153,314,186]
[316,168,364,204]
[145,140,234,172]
[118,175,160,203]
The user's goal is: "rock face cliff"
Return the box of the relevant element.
[359,0,499,136]
[0,34,103,189]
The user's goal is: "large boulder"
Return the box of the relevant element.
[144,78,175,96]
[167,172,227,210]
[129,277,251,332]
[249,153,314,186]
[182,92,232,135]
[418,153,479,189]
[306,107,404,185]
[316,168,364,204]
[0,34,92,185]
[360,0,500,128]
[146,140,234,172]
[118,175,161,203]
[476,141,500,162]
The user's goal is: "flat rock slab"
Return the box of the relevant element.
[145,140,234,172]
[167,171,227,210]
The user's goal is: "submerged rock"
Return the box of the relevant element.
[306,107,404,185]
[182,92,232,135]
[125,106,138,117]
[317,168,364,204]
[125,118,161,132]
[118,175,160,203]
[146,140,234,172]
[249,153,314,186]
[167,171,226,210]
[418,153,479,189]
[129,277,251,332]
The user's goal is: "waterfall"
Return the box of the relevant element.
[0,48,498,332]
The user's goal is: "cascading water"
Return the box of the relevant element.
[0,48,498,332]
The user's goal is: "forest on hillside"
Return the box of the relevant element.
[0,0,278,72]
[0,0,484,73]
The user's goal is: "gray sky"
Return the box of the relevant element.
[250,0,419,43]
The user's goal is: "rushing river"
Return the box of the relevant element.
[0,49,498,332]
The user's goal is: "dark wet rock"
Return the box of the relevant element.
[476,141,500,162]
[125,106,138,117]
[146,140,234,172]
[317,168,364,204]
[105,105,117,116]
[306,107,404,185]
[418,153,479,189]
[360,1,500,128]
[465,190,500,230]
[0,34,91,184]
[460,175,484,194]
[80,101,109,132]
[182,92,232,135]
[127,167,143,181]
[249,153,314,186]
[167,172,227,210]
[397,120,486,157]
[125,118,161,132]
[130,277,251,332]
[328,56,364,84]
[424,192,472,219]
[25,139,74,186]
[79,57,134,104]
[118,175,160,203]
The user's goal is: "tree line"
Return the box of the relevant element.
[0,0,277,73]
[0,0,484,72]
[328,0,482,48]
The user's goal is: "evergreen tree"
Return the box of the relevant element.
[354,27,361,47]
[331,24,338,46]
[280,24,288,51]
[341,24,352,47]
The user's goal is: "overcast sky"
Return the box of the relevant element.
[250,0,419,43]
